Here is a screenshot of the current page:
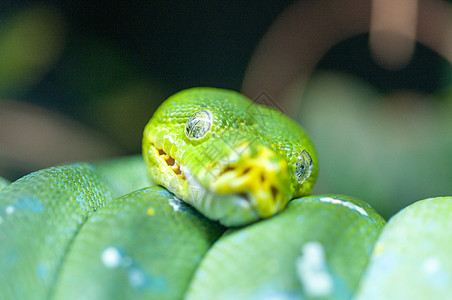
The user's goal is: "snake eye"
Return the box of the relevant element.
[185,110,212,140]
[295,150,313,184]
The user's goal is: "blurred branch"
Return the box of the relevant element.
[369,0,418,69]
[0,101,122,180]
[242,0,452,116]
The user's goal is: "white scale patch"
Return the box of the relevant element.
[169,197,182,212]
[423,256,441,274]
[101,247,122,268]
[5,205,15,215]
[296,241,333,297]
[319,197,368,216]
[101,247,147,288]
[422,256,450,288]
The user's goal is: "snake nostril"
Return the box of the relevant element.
[270,185,278,201]
[242,167,252,175]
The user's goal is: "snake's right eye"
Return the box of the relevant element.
[295,150,313,184]
[185,110,212,140]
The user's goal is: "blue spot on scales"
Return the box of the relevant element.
[15,196,45,213]
[37,263,49,279]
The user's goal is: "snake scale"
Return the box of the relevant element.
[0,87,450,299]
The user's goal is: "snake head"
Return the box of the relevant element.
[143,87,317,226]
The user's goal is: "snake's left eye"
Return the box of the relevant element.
[295,150,313,184]
[185,110,212,140]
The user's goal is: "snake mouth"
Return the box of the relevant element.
[144,135,291,226]
[143,136,189,201]
[143,126,187,182]
[208,145,291,218]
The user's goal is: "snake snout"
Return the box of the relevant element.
[210,144,291,218]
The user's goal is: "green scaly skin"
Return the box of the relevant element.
[0,164,113,299]
[143,87,318,226]
[0,160,226,300]
[0,88,389,299]
[356,197,452,300]
[0,160,384,299]
[52,187,224,300]
[186,194,385,299]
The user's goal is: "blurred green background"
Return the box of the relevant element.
[0,0,451,219]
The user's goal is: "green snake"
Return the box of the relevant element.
[143,87,317,226]
[1,87,449,299]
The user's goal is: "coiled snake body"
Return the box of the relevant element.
[3,87,445,299]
